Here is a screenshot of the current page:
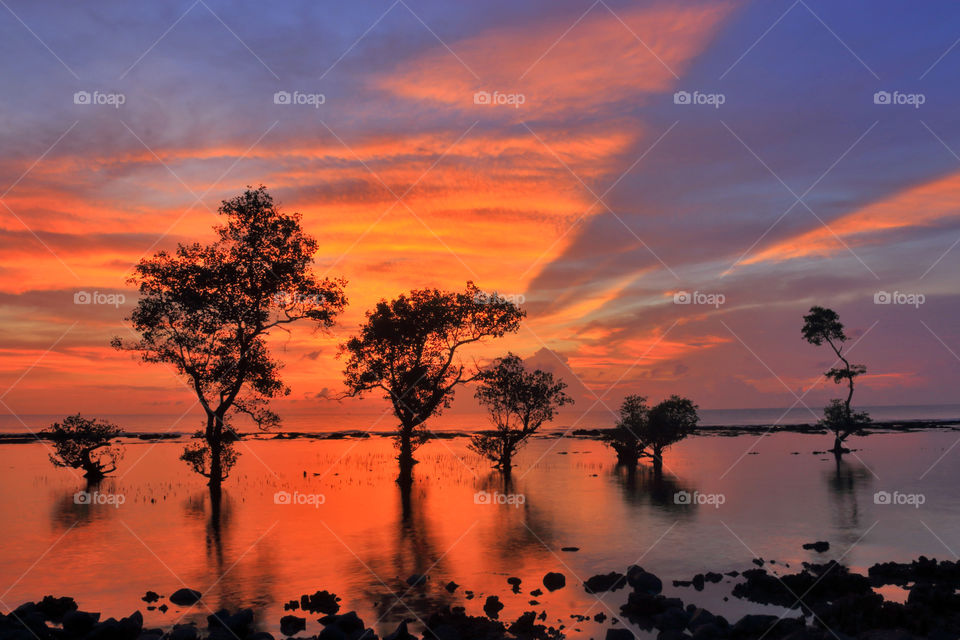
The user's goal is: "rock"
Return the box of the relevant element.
[317,611,373,639]
[464,590,474,600]
[158,604,168,613]
[626,566,663,595]
[141,592,160,604]
[62,610,100,635]
[300,591,340,615]
[542,572,566,592]
[529,589,543,597]
[406,574,428,587]
[284,601,299,611]
[605,629,633,640]
[444,581,459,593]
[691,574,705,591]
[248,634,274,640]
[169,589,203,606]
[279,615,306,637]
[704,572,723,584]
[803,541,830,553]
[168,625,198,640]
[207,609,253,636]
[507,577,522,593]
[383,620,417,640]
[483,596,504,619]
[561,547,580,552]
[584,572,627,594]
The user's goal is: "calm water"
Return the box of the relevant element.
[1,429,959,638]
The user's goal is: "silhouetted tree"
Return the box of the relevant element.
[602,395,698,473]
[43,414,123,480]
[340,284,524,484]
[602,394,649,466]
[469,353,572,476]
[113,187,347,492]
[645,395,699,473]
[802,306,870,455]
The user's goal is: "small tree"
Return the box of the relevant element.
[113,187,347,491]
[602,395,649,466]
[469,353,572,475]
[645,395,699,473]
[602,395,698,473]
[43,414,123,480]
[341,284,524,484]
[802,306,870,454]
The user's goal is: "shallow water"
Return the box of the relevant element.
[1,429,958,638]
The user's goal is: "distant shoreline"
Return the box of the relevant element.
[1,418,958,444]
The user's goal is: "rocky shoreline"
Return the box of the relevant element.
[4,554,959,640]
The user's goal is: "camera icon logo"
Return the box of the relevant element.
[673,291,691,304]
[273,91,291,105]
[73,91,91,105]
[473,491,491,504]
[273,490,292,505]
[73,491,92,504]
[673,91,691,105]
[674,490,692,505]
[474,91,491,105]
[873,91,891,105]
[873,491,892,505]
[874,291,891,304]
[74,291,92,304]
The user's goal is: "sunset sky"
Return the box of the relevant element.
[2,0,960,429]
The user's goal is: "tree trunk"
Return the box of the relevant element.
[501,449,513,478]
[651,447,664,475]
[208,412,223,490]
[397,424,415,486]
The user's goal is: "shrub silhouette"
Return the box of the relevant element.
[340,284,523,484]
[113,187,347,490]
[469,353,572,475]
[43,414,123,480]
[801,306,870,455]
[603,395,698,473]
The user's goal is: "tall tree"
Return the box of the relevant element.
[43,414,123,480]
[340,284,524,484]
[469,353,572,476]
[113,187,347,491]
[802,306,870,455]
